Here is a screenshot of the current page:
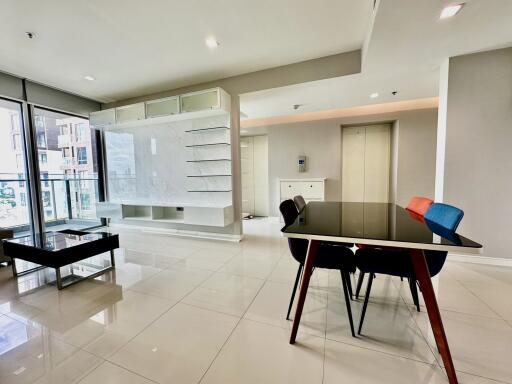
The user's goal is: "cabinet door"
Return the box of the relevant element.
[146,97,179,118]
[116,103,145,123]
[180,89,220,112]
[301,181,324,199]
[281,181,302,199]
[90,109,116,128]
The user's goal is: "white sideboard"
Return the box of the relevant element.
[280,178,326,203]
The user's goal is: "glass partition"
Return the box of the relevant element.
[34,108,102,230]
[0,99,33,235]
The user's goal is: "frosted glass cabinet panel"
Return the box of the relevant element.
[116,103,145,123]
[181,89,220,112]
[90,109,116,128]
[146,97,179,118]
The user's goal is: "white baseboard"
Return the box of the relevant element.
[448,253,512,267]
[109,223,243,242]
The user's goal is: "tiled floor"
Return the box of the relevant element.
[0,217,511,384]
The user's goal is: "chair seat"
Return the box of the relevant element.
[356,247,413,278]
[316,243,356,272]
[356,247,448,278]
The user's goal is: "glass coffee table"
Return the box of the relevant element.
[2,230,119,289]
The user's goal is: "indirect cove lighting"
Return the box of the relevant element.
[205,37,220,49]
[370,92,379,99]
[84,75,95,81]
[440,3,464,19]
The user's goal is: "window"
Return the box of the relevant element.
[77,147,87,165]
[20,192,26,206]
[38,152,48,164]
[78,171,88,188]
[18,173,24,187]
[76,123,88,141]
[42,191,51,207]
[80,193,91,210]
[16,154,24,169]
[36,131,46,149]
[42,172,49,187]
[12,133,21,150]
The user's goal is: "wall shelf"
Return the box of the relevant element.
[186,159,231,162]
[185,126,229,133]
[187,190,232,193]
[186,143,230,148]
[186,175,231,177]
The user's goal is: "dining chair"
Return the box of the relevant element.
[355,202,464,335]
[293,195,356,299]
[354,196,434,302]
[280,199,357,337]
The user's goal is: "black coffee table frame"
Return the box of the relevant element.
[3,230,119,290]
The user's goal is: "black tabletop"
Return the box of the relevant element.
[3,230,116,252]
[283,202,482,251]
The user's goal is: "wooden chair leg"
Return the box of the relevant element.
[355,271,365,299]
[340,270,356,337]
[286,264,304,320]
[358,273,374,335]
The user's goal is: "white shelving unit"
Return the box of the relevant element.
[97,202,233,227]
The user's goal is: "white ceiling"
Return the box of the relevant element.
[240,0,512,121]
[0,0,373,102]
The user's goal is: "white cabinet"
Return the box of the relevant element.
[180,88,229,113]
[146,96,179,118]
[90,109,116,128]
[280,178,326,203]
[116,103,145,123]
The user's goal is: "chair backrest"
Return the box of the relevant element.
[280,199,299,228]
[293,195,307,212]
[406,196,434,217]
[279,199,308,264]
[424,203,464,231]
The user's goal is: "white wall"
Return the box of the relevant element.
[264,108,438,216]
[442,47,512,259]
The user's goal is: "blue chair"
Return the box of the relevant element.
[355,203,464,335]
[280,199,357,337]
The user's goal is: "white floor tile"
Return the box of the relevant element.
[182,272,264,317]
[109,303,238,384]
[201,319,324,384]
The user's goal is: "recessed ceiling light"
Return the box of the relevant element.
[84,75,95,81]
[370,92,379,98]
[440,3,464,19]
[205,37,220,49]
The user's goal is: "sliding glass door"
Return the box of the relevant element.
[0,99,33,235]
[34,108,102,230]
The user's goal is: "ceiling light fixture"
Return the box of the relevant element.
[205,37,220,49]
[84,75,95,81]
[440,3,464,19]
[370,92,379,98]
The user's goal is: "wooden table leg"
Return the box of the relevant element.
[289,239,319,344]
[410,249,458,384]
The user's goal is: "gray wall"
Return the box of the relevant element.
[265,108,438,216]
[443,47,512,259]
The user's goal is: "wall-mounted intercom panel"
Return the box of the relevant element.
[298,156,306,172]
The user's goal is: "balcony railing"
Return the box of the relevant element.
[0,177,102,234]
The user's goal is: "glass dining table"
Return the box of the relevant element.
[283,202,483,384]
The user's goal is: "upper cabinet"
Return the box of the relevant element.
[146,96,179,118]
[116,103,145,123]
[90,109,116,128]
[90,88,230,131]
[181,89,221,113]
